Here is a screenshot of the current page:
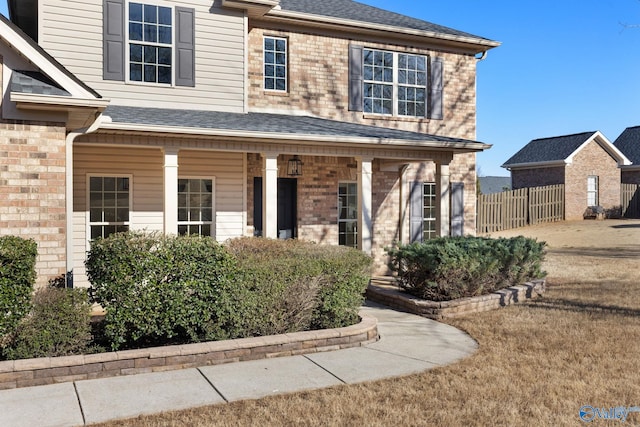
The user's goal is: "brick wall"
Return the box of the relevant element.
[565,140,620,219]
[0,121,67,287]
[621,170,640,184]
[511,166,565,190]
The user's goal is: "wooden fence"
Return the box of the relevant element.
[477,184,565,233]
[621,183,640,218]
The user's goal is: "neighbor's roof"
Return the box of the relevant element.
[613,126,640,165]
[101,105,490,151]
[277,0,495,44]
[478,176,511,194]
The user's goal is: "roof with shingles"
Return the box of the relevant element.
[277,0,496,43]
[10,70,71,96]
[103,105,489,147]
[502,131,598,167]
[614,126,640,164]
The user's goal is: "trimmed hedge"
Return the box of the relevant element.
[2,287,93,360]
[387,236,546,301]
[0,236,37,338]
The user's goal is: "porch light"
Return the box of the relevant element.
[287,155,303,176]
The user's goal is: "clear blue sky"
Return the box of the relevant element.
[1,1,639,176]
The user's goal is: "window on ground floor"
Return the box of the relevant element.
[89,176,130,239]
[338,182,358,248]
[178,178,214,236]
[587,175,599,207]
[423,182,437,240]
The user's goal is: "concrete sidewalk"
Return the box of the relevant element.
[0,302,477,427]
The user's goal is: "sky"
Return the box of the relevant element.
[1,1,639,176]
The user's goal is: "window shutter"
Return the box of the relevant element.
[103,0,125,81]
[175,7,195,87]
[451,182,464,236]
[348,44,364,112]
[409,181,424,243]
[428,57,443,120]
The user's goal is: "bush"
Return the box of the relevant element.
[222,238,372,336]
[2,287,92,360]
[86,232,238,350]
[387,236,546,301]
[0,236,37,339]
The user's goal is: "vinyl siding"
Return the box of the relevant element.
[72,145,245,287]
[40,0,246,112]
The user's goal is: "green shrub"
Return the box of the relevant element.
[225,238,372,336]
[0,236,37,338]
[386,236,546,301]
[85,232,238,350]
[2,287,92,360]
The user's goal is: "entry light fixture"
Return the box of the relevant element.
[287,155,303,176]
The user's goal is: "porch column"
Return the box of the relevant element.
[436,161,450,237]
[357,157,373,255]
[163,147,179,234]
[262,153,278,239]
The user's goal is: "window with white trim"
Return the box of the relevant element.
[264,36,287,91]
[178,178,214,236]
[363,49,427,117]
[423,182,437,240]
[587,176,599,207]
[128,2,173,84]
[338,182,358,248]
[89,176,130,239]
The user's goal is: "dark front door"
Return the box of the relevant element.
[253,177,297,239]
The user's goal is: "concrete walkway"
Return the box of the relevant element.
[0,302,477,426]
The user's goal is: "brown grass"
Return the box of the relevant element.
[94,220,640,426]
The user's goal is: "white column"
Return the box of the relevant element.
[436,161,450,237]
[262,153,278,239]
[163,148,179,235]
[357,157,373,254]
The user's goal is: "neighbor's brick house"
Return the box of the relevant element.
[502,131,630,220]
[3,0,499,287]
[613,126,640,184]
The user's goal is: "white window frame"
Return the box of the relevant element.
[177,176,216,237]
[338,181,358,248]
[125,1,175,86]
[263,36,288,92]
[423,182,437,241]
[86,174,133,249]
[363,48,427,118]
[587,175,599,207]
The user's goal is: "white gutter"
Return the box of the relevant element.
[65,114,104,287]
[11,92,110,110]
[501,160,567,170]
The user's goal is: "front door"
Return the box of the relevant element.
[253,177,297,239]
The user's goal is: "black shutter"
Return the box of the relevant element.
[409,181,424,243]
[451,182,464,236]
[348,44,363,112]
[103,0,125,81]
[175,7,195,87]
[428,57,443,120]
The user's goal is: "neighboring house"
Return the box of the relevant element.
[3,0,499,287]
[478,176,511,194]
[613,126,640,184]
[502,131,630,220]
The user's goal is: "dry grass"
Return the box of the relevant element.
[94,220,640,426]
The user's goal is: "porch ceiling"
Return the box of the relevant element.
[99,106,490,156]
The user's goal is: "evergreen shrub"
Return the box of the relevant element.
[0,236,37,338]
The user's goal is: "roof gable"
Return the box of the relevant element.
[614,126,640,164]
[502,131,630,169]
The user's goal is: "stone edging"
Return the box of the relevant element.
[366,278,546,320]
[0,312,378,390]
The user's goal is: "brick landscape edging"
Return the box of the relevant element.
[367,278,546,320]
[0,313,378,390]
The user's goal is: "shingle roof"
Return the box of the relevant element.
[104,105,488,148]
[478,176,511,194]
[613,126,640,164]
[10,70,71,96]
[502,132,597,167]
[278,0,494,43]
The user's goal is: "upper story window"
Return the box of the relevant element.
[128,3,173,84]
[363,49,426,117]
[264,37,287,91]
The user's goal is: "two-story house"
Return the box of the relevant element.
[3,0,498,287]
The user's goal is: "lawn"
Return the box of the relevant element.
[95,220,640,426]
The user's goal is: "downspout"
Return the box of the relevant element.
[65,114,104,288]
